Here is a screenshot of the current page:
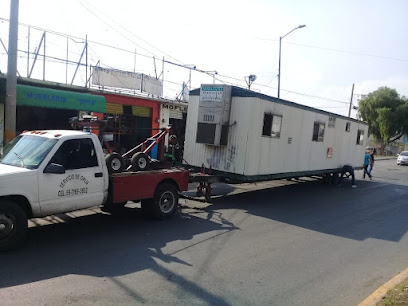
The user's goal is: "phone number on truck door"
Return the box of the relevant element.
[58,187,88,197]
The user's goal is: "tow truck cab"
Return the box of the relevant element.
[0,130,189,251]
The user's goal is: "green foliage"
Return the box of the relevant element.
[358,87,408,145]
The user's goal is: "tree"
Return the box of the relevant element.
[358,87,408,151]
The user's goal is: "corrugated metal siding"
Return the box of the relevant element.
[132,105,151,117]
[184,95,247,175]
[106,103,123,114]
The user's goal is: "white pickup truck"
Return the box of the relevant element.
[0,130,189,250]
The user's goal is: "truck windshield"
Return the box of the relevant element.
[0,135,58,169]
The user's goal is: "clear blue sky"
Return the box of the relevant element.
[0,0,407,117]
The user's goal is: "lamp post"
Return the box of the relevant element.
[245,74,257,90]
[277,24,306,98]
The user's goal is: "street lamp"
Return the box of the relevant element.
[245,74,257,90]
[277,24,306,98]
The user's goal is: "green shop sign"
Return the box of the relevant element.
[17,85,106,112]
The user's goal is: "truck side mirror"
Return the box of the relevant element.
[44,163,66,174]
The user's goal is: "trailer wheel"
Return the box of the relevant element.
[151,183,179,219]
[339,165,355,186]
[105,153,124,173]
[131,152,150,171]
[0,201,27,251]
[204,188,212,203]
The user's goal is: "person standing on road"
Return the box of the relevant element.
[363,151,372,180]
[368,149,376,177]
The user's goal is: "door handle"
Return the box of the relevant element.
[95,172,103,178]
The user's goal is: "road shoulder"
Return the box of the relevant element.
[358,267,408,305]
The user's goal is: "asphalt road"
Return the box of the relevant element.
[0,159,407,305]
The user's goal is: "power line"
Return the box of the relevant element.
[215,72,350,104]
[77,0,184,64]
[0,17,356,106]
[285,41,408,62]
[258,36,408,62]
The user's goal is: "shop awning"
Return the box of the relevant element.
[16,84,106,112]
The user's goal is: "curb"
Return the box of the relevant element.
[376,157,397,161]
[358,267,408,306]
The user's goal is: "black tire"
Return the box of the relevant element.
[151,183,179,219]
[331,172,339,185]
[0,201,28,251]
[102,200,127,214]
[340,165,355,186]
[204,188,212,203]
[141,199,154,218]
[105,153,124,173]
[131,152,150,171]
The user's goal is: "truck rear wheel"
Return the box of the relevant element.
[105,153,124,173]
[149,183,179,219]
[0,201,27,251]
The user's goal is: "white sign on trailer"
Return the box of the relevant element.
[200,86,224,103]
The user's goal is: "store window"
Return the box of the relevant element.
[262,113,282,138]
[312,122,325,142]
[356,130,364,145]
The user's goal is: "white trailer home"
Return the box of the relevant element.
[183,85,368,182]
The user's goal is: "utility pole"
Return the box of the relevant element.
[5,0,19,145]
[277,36,282,97]
[162,56,164,97]
[133,48,136,73]
[348,83,355,118]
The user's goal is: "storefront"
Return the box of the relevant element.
[95,93,160,154]
[16,84,106,133]
[0,77,164,155]
[0,82,106,149]
[159,101,188,162]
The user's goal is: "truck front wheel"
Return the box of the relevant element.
[146,183,179,219]
[0,201,28,251]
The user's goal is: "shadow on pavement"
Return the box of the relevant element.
[207,178,408,243]
[0,206,236,306]
[1,173,407,301]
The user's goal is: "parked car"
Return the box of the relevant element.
[397,151,408,165]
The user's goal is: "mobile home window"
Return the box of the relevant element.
[262,113,282,138]
[345,122,350,132]
[262,114,272,136]
[356,130,364,145]
[312,122,325,142]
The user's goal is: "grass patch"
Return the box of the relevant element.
[378,277,408,305]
